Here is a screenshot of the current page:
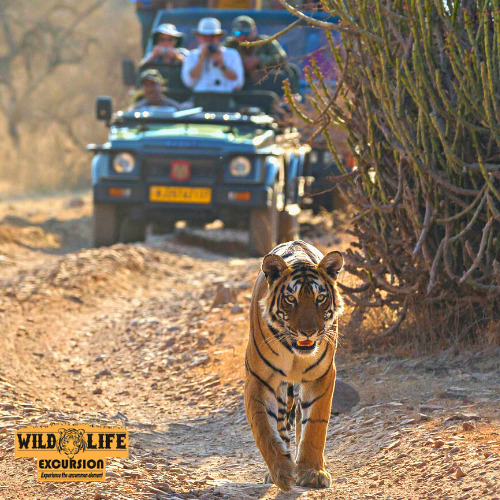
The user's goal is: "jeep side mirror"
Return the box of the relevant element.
[96,96,112,123]
[122,59,137,87]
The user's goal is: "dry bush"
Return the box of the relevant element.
[282,0,500,347]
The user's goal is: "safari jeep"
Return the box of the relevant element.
[88,91,308,256]
[119,8,345,215]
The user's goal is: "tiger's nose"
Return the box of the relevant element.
[300,329,317,337]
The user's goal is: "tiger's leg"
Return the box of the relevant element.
[295,364,336,488]
[264,383,292,484]
[245,370,296,491]
[295,399,302,455]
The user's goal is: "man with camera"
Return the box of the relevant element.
[140,24,188,68]
[181,18,244,93]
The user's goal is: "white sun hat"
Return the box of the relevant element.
[193,17,226,36]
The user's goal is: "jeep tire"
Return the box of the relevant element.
[278,210,300,243]
[92,203,120,248]
[249,183,278,257]
[119,216,146,244]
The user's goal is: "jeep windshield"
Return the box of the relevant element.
[109,123,272,143]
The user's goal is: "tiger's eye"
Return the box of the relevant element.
[285,295,296,305]
[317,294,326,303]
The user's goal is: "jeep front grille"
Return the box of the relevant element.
[143,156,218,183]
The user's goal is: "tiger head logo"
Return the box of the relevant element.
[57,428,87,458]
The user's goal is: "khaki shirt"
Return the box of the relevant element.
[132,96,181,109]
[224,35,288,70]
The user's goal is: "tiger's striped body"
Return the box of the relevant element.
[245,240,344,491]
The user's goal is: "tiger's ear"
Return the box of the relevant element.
[78,430,85,437]
[262,254,288,286]
[318,251,343,280]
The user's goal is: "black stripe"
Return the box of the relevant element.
[302,362,333,384]
[282,436,291,443]
[277,396,286,406]
[302,418,329,425]
[301,387,330,410]
[303,344,329,374]
[278,408,287,414]
[287,383,294,398]
[277,417,285,422]
[257,313,278,356]
[266,409,278,421]
[245,358,276,396]
[252,330,287,376]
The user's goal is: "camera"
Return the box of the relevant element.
[207,43,218,54]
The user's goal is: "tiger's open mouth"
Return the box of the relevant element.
[297,340,314,347]
[292,339,317,352]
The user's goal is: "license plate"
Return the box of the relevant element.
[149,186,212,204]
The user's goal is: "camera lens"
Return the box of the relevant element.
[214,79,221,86]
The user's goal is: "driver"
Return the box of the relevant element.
[181,17,244,93]
[224,16,288,80]
[139,23,188,67]
[132,69,183,109]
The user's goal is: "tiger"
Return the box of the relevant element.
[57,428,87,459]
[245,240,344,491]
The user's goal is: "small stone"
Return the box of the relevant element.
[418,413,429,421]
[419,404,443,412]
[212,284,237,307]
[400,418,416,425]
[2,404,15,411]
[331,380,360,414]
[230,304,243,314]
[95,355,105,362]
[167,326,181,333]
[46,484,56,491]
[336,477,348,482]
[462,421,475,431]
[93,388,103,395]
[433,440,445,448]
[96,368,112,377]
[455,467,466,479]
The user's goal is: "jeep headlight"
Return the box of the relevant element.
[113,153,135,174]
[229,156,252,177]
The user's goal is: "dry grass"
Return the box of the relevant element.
[0,0,139,196]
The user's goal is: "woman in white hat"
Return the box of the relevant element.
[181,17,244,93]
[140,23,188,67]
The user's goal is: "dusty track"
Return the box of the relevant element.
[0,193,499,500]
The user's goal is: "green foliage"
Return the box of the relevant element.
[283,0,500,339]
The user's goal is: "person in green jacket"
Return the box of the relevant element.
[224,15,288,83]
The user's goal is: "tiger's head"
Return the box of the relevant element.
[260,250,344,356]
[57,428,87,458]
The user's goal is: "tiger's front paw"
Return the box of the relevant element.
[267,458,297,492]
[296,468,331,488]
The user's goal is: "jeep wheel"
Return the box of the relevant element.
[92,203,120,248]
[249,184,278,257]
[278,210,300,243]
[119,216,146,244]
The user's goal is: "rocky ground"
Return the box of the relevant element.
[0,193,499,500]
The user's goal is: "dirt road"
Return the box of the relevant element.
[0,194,499,500]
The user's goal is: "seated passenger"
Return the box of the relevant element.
[140,24,188,68]
[225,15,288,82]
[132,69,182,109]
[181,17,244,93]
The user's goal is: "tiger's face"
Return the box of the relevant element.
[260,251,344,356]
[57,428,87,458]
